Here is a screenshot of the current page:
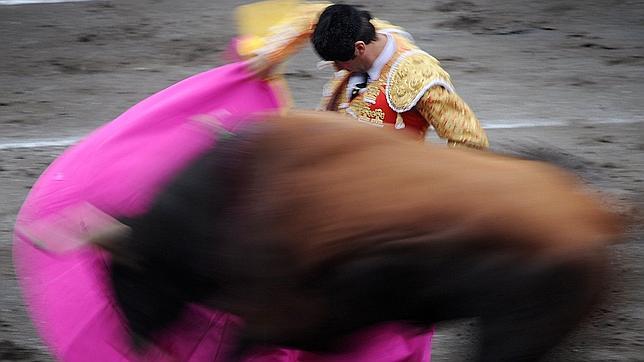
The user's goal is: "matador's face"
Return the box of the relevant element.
[333,41,370,73]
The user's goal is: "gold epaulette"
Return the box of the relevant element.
[386,50,454,113]
[371,19,415,43]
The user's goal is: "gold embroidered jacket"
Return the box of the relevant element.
[320,30,488,148]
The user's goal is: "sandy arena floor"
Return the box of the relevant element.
[1,1,642,360]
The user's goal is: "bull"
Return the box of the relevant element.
[93,111,623,361]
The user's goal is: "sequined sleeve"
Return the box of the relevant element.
[416,86,489,149]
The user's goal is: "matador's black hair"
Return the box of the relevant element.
[312,4,378,62]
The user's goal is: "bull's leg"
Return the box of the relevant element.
[458,249,608,361]
[324,245,609,361]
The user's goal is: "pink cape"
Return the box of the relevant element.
[13,62,432,361]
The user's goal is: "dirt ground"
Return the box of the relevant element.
[1,0,642,361]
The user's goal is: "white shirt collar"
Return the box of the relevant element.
[367,32,395,81]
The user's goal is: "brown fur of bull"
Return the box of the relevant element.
[95,111,623,361]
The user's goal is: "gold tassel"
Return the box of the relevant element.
[395,113,406,129]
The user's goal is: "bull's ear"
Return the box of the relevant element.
[90,221,140,269]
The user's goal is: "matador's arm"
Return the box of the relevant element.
[415,86,489,149]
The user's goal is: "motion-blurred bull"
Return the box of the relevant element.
[94,111,623,361]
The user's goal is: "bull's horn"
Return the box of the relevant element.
[89,222,141,269]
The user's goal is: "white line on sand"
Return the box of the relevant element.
[0,0,91,5]
[0,119,639,151]
[0,137,81,150]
